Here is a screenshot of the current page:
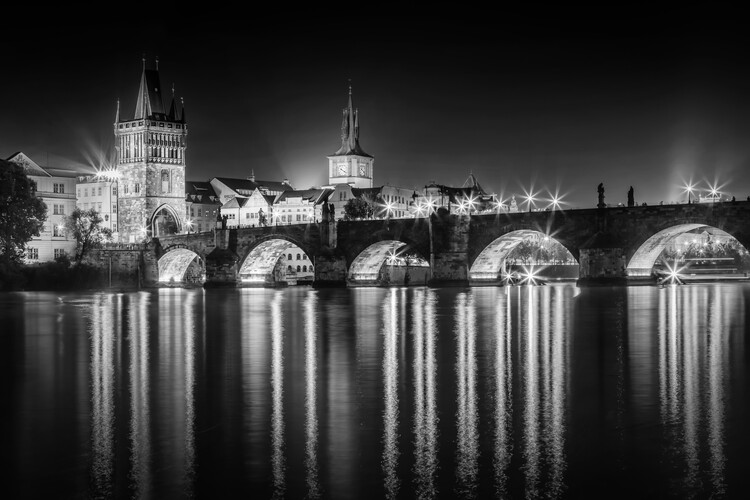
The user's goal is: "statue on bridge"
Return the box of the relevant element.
[627,186,634,207]
[597,183,606,208]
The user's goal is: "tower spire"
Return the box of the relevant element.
[333,82,370,158]
[115,98,120,123]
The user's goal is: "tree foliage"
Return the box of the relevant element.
[0,159,47,264]
[65,207,112,263]
[343,197,373,221]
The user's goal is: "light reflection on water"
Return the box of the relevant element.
[3,284,749,498]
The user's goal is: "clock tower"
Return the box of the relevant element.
[327,85,373,188]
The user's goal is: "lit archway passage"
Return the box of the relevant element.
[158,248,204,283]
[239,239,313,284]
[469,229,576,281]
[627,224,745,277]
[151,205,181,237]
[348,240,430,284]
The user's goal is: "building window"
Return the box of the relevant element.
[112,186,117,196]
[296,254,301,260]
[112,204,117,213]
[198,208,202,217]
[97,202,102,212]
[98,187,102,196]
[113,223,117,232]
[190,208,195,217]
[54,249,65,259]
[161,170,170,193]
[77,189,81,198]
[287,253,292,260]
[27,248,38,260]
[287,265,292,272]
[302,265,307,272]
[297,265,301,272]
[303,254,307,260]
[134,183,140,194]
[84,188,89,197]
[124,184,129,194]
[53,225,64,237]
[53,204,59,215]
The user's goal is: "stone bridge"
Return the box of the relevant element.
[129,201,750,287]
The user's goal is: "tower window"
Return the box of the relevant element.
[134,183,140,194]
[161,170,170,193]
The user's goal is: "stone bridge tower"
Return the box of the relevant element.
[114,57,187,243]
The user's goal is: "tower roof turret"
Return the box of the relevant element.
[132,58,167,121]
[333,84,371,158]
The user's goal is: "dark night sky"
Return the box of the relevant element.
[2,10,750,208]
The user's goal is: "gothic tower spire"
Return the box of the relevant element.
[327,82,373,188]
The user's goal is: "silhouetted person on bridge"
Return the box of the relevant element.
[597,183,605,208]
[627,186,634,207]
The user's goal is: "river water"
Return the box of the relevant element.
[2,284,749,499]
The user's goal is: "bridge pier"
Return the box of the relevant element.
[577,245,628,286]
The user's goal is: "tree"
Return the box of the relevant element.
[0,159,47,264]
[65,207,112,264]
[343,197,373,220]
[511,240,536,265]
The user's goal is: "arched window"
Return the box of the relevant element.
[296,254,301,260]
[161,170,170,193]
[297,265,301,272]
[309,265,313,272]
[302,265,307,272]
[287,253,292,260]
[287,265,292,272]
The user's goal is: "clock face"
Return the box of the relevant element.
[338,164,347,175]
[359,165,366,176]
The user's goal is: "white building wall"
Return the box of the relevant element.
[25,174,77,263]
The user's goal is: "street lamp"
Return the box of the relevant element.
[683,181,695,204]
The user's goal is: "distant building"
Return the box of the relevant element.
[210,175,292,205]
[76,174,118,235]
[273,188,331,224]
[326,85,373,189]
[415,174,500,215]
[185,181,221,233]
[7,152,77,262]
[114,58,187,242]
[219,189,277,228]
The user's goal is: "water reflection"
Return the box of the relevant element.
[270,292,286,498]
[5,284,750,498]
[90,295,116,498]
[455,292,479,497]
[305,293,321,499]
[657,285,734,497]
[413,289,438,498]
[382,289,400,499]
[129,292,152,498]
[494,290,512,497]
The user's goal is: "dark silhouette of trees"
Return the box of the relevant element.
[0,159,47,264]
[65,207,112,264]
[343,197,373,220]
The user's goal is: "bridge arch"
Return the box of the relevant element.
[238,235,314,284]
[158,248,204,283]
[469,229,577,281]
[626,223,748,276]
[348,239,430,285]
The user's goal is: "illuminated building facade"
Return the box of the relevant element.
[76,174,118,235]
[7,152,77,262]
[114,58,187,242]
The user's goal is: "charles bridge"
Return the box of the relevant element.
[91,201,750,287]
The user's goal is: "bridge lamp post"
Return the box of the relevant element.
[684,182,695,204]
[185,218,193,234]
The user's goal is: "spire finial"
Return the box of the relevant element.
[348,78,352,95]
[172,83,175,97]
[142,55,146,69]
[155,56,159,71]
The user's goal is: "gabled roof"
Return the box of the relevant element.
[276,188,331,204]
[213,176,292,195]
[6,152,50,177]
[185,180,220,204]
[222,196,250,209]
